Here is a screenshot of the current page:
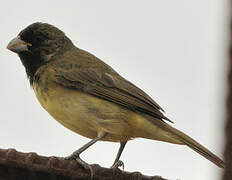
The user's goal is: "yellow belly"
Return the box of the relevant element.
[33,80,143,142]
[33,76,182,144]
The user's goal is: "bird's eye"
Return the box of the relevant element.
[27,42,32,47]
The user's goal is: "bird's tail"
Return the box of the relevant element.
[159,122,225,168]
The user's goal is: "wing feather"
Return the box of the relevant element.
[51,54,172,123]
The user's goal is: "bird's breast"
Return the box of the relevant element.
[32,72,142,142]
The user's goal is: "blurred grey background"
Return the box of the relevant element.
[0,1,230,179]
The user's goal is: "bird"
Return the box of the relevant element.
[7,22,225,175]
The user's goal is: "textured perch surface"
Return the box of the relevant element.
[0,148,168,180]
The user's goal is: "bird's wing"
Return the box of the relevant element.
[52,58,172,123]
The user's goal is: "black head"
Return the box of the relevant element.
[7,22,74,84]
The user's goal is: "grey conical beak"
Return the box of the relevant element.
[7,36,31,53]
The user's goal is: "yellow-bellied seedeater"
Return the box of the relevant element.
[7,23,225,174]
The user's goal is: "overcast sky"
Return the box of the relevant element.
[0,1,230,179]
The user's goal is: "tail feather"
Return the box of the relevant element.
[161,122,225,168]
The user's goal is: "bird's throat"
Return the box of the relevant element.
[18,51,44,85]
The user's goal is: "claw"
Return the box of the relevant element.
[75,157,94,179]
[61,134,107,179]
[64,154,94,179]
[111,160,124,170]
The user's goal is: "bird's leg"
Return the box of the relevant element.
[65,132,107,178]
[111,141,127,169]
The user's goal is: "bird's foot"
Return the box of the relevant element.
[65,153,94,179]
[110,160,124,170]
[64,152,79,160]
